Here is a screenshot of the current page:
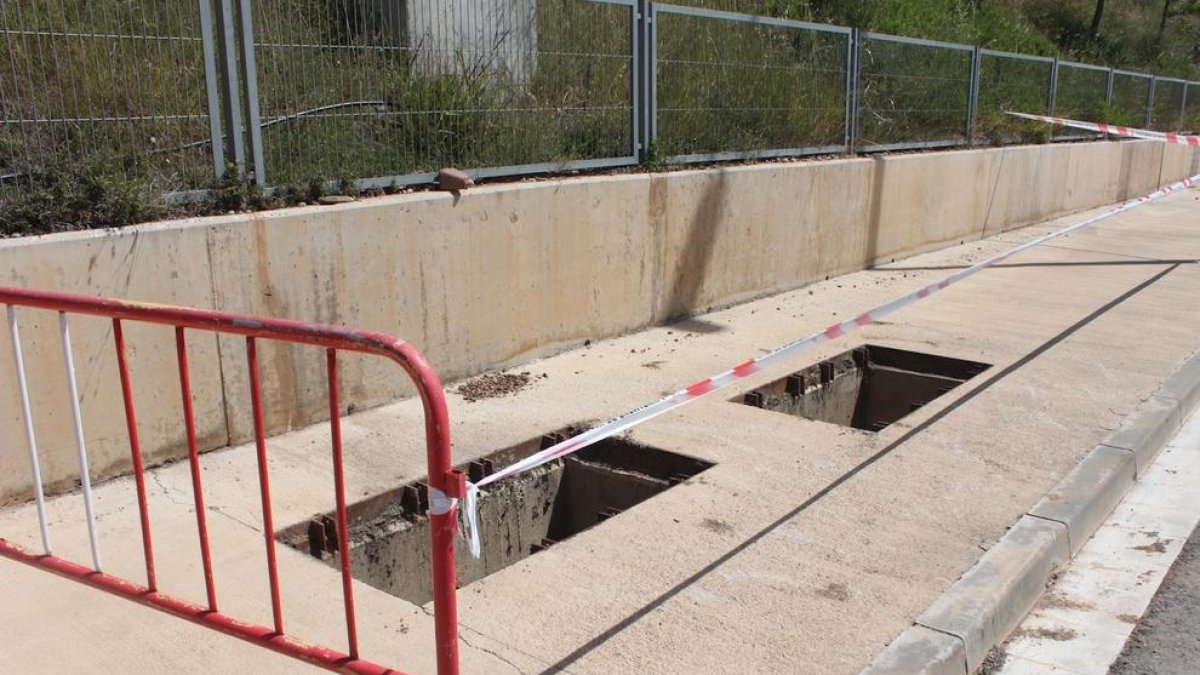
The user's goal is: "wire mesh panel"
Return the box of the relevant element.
[856,34,973,150]
[1110,71,1151,126]
[1053,62,1108,139]
[1150,78,1186,131]
[1187,83,1200,131]
[0,1,215,194]
[652,5,849,162]
[976,50,1053,143]
[251,0,635,188]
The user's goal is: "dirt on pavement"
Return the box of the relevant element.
[1109,524,1200,675]
[455,371,540,402]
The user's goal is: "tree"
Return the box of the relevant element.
[1160,0,1173,45]
[1090,0,1106,38]
[1160,0,1200,46]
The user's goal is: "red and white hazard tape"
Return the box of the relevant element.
[1007,111,1200,147]
[460,163,1200,559]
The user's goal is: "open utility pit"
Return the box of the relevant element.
[737,344,990,432]
[278,428,713,605]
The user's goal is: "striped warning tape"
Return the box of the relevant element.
[459,165,1200,558]
[1007,111,1200,147]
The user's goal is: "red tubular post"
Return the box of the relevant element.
[113,319,157,591]
[247,337,285,635]
[326,349,360,658]
[412,362,460,675]
[176,327,218,612]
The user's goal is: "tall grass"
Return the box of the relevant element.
[655,10,847,158]
[252,0,633,185]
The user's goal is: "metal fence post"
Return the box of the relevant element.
[966,46,981,144]
[846,28,861,152]
[648,4,658,155]
[1105,68,1115,105]
[198,0,226,181]
[1146,76,1157,128]
[1182,84,1190,130]
[214,0,245,176]
[1047,58,1059,115]
[630,1,641,163]
[635,0,655,162]
[238,0,266,186]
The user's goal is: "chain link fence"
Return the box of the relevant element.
[2,0,1198,212]
[1188,83,1200,130]
[1052,62,1109,140]
[1151,78,1188,132]
[975,50,1053,143]
[251,0,635,188]
[0,0,215,193]
[1111,70,1153,127]
[653,6,848,162]
[856,34,973,150]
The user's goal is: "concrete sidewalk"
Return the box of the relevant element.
[992,408,1200,674]
[2,187,1199,674]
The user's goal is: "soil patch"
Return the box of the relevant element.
[457,371,537,402]
[1014,626,1078,642]
[975,647,1007,675]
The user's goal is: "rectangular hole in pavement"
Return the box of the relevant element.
[736,344,991,432]
[277,427,713,605]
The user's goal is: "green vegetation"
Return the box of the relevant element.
[251,0,632,185]
[0,158,164,236]
[674,1,1200,79]
[2,0,1199,235]
[655,11,847,157]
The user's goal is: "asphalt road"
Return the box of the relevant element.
[1109,523,1200,675]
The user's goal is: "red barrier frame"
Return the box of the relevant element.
[0,286,464,675]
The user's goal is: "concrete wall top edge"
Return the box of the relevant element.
[4,140,1144,253]
[649,154,874,178]
[867,138,1148,165]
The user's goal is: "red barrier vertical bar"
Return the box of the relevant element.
[113,319,156,591]
[326,349,360,658]
[176,327,218,611]
[246,337,285,636]
[417,378,459,675]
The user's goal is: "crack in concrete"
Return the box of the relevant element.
[149,472,190,507]
[148,471,261,533]
[450,619,563,675]
[459,629,529,675]
[206,505,262,533]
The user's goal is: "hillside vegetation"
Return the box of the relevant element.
[678,0,1200,79]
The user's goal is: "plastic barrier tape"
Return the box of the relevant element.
[460,168,1200,559]
[1007,111,1200,147]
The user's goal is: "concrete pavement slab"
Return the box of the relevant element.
[3,188,1200,674]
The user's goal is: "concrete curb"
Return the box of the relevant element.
[861,348,1200,675]
[1029,445,1135,556]
[861,626,966,675]
[1101,395,1182,476]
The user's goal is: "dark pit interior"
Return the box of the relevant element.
[737,344,991,432]
[277,428,713,605]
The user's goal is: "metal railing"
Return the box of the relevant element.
[0,285,465,675]
[1,0,1197,200]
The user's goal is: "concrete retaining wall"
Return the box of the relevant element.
[1,140,1196,503]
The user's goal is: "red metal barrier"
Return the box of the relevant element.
[0,285,464,675]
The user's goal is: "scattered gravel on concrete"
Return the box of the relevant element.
[975,647,1008,675]
[456,371,538,402]
[1013,626,1078,641]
